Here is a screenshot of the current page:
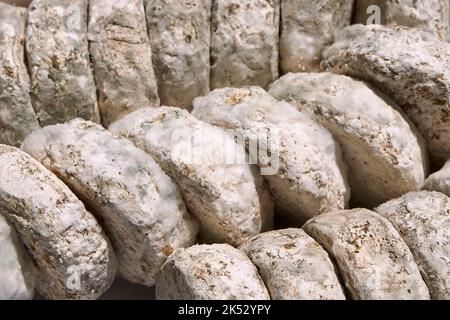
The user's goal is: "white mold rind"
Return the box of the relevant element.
[240,229,346,300]
[0,145,116,299]
[322,25,450,166]
[354,0,450,40]
[279,0,354,73]
[144,0,210,109]
[210,0,279,89]
[375,191,450,299]
[156,244,270,300]
[26,0,100,126]
[269,72,428,207]
[0,3,40,147]
[21,119,198,287]
[303,208,430,300]
[193,86,349,225]
[88,0,160,127]
[423,160,450,197]
[110,107,273,246]
[0,213,36,300]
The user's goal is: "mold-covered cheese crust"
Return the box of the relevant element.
[269,72,428,207]
[88,0,160,127]
[375,191,450,299]
[210,0,279,89]
[0,3,40,147]
[424,160,450,197]
[240,229,346,300]
[144,0,210,109]
[26,0,100,125]
[303,209,430,300]
[0,212,36,300]
[354,0,450,40]
[110,107,274,246]
[193,86,349,225]
[156,244,270,300]
[0,145,116,299]
[322,24,450,167]
[21,119,198,287]
[279,0,354,73]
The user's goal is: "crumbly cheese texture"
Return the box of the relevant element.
[303,209,430,300]
[26,0,100,126]
[88,0,160,127]
[354,0,450,40]
[423,160,450,197]
[210,0,279,89]
[192,86,349,225]
[0,145,116,299]
[156,244,270,300]
[21,119,198,287]
[269,72,428,207]
[0,3,40,147]
[144,0,210,109]
[0,213,36,300]
[110,107,273,246]
[279,0,354,73]
[322,24,450,167]
[240,229,346,300]
[375,191,450,299]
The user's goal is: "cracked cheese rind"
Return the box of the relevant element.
[0,3,40,147]
[269,72,428,207]
[88,0,160,127]
[354,0,450,40]
[192,86,349,225]
[279,0,354,73]
[156,244,270,300]
[26,0,100,126]
[210,0,279,89]
[0,212,36,300]
[423,160,450,197]
[239,229,346,300]
[303,208,430,300]
[21,118,198,287]
[144,0,210,109]
[0,145,116,299]
[375,191,450,299]
[322,24,450,167]
[110,107,274,247]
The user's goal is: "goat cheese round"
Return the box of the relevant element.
[423,160,450,197]
[0,145,116,299]
[88,0,160,127]
[210,0,279,89]
[21,118,198,286]
[156,244,270,300]
[110,107,274,246]
[269,72,428,207]
[0,3,40,147]
[240,229,346,300]
[26,0,100,126]
[322,24,450,167]
[0,213,36,300]
[303,208,430,300]
[375,191,450,299]
[144,0,210,109]
[279,0,353,73]
[193,86,349,226]
[354,0,450,40]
